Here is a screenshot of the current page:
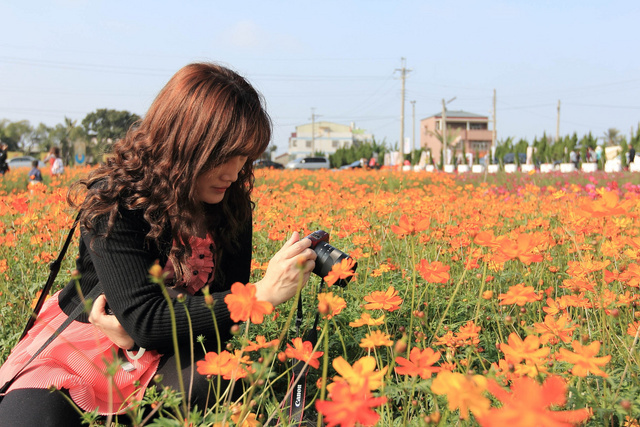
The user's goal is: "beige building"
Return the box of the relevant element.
[420,110,493,165]
[288,121,372,159]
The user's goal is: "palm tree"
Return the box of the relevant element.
[603,128,621,146]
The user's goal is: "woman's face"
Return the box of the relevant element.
[195,156,247,204]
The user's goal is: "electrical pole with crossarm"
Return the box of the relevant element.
[396,58,411,168]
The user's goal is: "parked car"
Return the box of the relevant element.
[339,160,364,170]
[253,159,284,170]
[285,157,330,170]
[502,153,526,164]
[7,156,45,169]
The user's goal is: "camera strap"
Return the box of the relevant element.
[19,212,81,340]
[282,289,320,426]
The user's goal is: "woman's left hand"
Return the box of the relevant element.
[89,294,136,350]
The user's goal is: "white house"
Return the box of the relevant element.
[287,121,373,159]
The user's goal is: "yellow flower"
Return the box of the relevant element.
[330,356,388,392]
[359,330,393,349]
[431,371,490,419]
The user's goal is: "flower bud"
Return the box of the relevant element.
[149,262,163,280]
[204,294,214,307]
[394,336,408,354]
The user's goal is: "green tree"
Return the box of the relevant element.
[81,109,140,155]
[533,134,549,164]
[32,123,53,153]
[494,136,514,165]
[1,120,34,153]
[514,138,529,166]
[328,138,388,168]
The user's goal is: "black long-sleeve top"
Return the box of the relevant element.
[57,206,252,355]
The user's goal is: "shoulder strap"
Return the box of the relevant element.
[19,212,81,341]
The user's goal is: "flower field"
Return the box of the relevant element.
[1,166,640,426]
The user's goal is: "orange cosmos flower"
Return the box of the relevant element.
[196,350,253,380]
[363,286,403,312]
[499,333,549,365]
[495,233,545,265]
[394,347,441,379]
[285,337,324,369]
[618,264,640,288]
[349,312,385,327]
[566,258,611,278]
[577,190,634,217]
[477,375,591,427]
[330,356,388,392]
[244,335,280,352]
[359,330,394,349]
[434,330,458,348]
[416,259,451,284]
[316,380,387,427]
[390,214,430,237]
[431,371,491,420]
[324,257,357,287]
[224,282,273,324]
[197,350,232,376]
[455,320,481,346]
[231,411,259,427]
[557,340,611,378]
[498,283,542,306]
[543,297,568,316]
[560,278,595,293]
[317,292,347,319]
[627,321,640,338]
[618,291,639,306]
[370,263,393,277]
[533,314,576,344]
[474,230,503,249]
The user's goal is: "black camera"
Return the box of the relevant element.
[305,230,357,287]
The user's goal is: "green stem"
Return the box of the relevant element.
[158,284,187,416]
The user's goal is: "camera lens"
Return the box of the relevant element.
[312,241,357,287]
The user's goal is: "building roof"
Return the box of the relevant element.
[425,110,488,120]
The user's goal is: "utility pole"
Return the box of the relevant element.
[396,58,411,167]
[411,100,416,163]
[492,89,497,164]
[310,108,320,155]
[556,100,561,143]
[442,99,447,165]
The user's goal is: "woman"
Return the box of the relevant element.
[44,146,64,175]
[0,63,317,426]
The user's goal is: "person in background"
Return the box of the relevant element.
[0,142,8,176]
[629,145,636,166]
[28,160,43,184]
[44,146,64,175]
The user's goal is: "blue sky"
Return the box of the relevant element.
[1,0,639,154]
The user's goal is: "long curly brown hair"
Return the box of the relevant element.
[69,62,271,264]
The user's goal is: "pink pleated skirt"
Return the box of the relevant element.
[0,291,162,415]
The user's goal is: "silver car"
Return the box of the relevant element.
[7,156,46,169]
[285,157,330,170]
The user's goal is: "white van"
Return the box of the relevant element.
[285,157,330,170]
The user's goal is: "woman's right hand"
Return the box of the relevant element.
[89,294,136,350]
[255,231,317,306]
